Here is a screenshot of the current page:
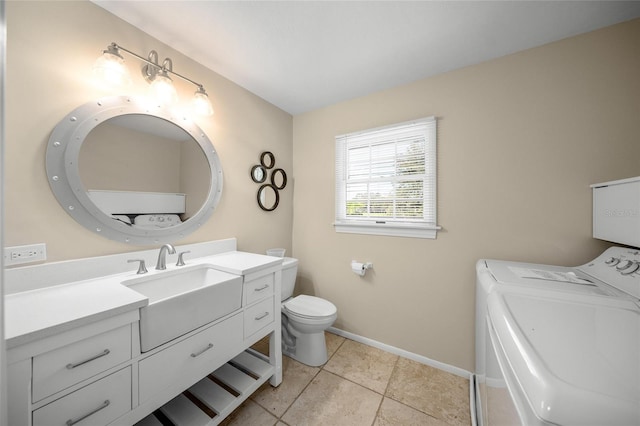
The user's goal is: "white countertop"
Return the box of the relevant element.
[4,250,283,350]
[4,275,147,349]
[205,251,283,275]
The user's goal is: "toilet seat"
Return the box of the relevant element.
[283,295,336,319]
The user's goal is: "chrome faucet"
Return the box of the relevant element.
[155,243,176,270]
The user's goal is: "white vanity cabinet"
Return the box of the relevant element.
[130,252,283,426]
[204,250,283,388]
[5,247,283,426]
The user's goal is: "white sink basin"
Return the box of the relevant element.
[123,264,242,352]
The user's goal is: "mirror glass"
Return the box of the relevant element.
[250,165,266,183]
[257,184,279,211]
[46,96,223,245]
[79,114,211,220]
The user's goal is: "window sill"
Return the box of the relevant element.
[333,221,441,239]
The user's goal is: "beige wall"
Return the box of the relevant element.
[80,122,210,219]
[292,19,640,371]
[79,123,183,193]
[5,1,293,262]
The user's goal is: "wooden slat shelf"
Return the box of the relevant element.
[136,350,275,426]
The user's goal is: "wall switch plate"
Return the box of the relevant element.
[4,243,47,266]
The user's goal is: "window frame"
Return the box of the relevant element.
[334,117,440,239]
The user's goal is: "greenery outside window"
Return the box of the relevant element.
[334,117,440,238]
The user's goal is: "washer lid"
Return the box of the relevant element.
[284,295,336,318]
[488,289,640,426]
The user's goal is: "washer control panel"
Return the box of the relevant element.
[579,247,640,299]
[605,257,640,275]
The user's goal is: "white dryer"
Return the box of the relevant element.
[476,247,640,425]
[475,256,618,386]
[475,177,640,426]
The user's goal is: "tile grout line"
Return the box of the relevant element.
[321,337,395,397]
[379,357,470,426]
[274,334,347,423]
[382,354,401,397]
[369,354,401,426]
[253,333,469,426]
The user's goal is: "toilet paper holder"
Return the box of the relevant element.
[351,260,373,277]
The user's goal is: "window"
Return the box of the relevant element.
[334,117,439,239]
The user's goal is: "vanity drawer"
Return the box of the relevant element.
[138,312,243,403]
[33,325,132,402]
[244,274,274,306]
[244,296,275,338]
[32,366,131,426]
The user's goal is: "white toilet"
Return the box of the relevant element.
[280,257,337,366]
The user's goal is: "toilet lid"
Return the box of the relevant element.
[284,295,337,318]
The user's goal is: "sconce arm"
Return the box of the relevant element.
[110,42,205,89]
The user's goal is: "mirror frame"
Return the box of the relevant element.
[260,151,275,169]
[46,96,223,245]
[257,184,280,211]
[270,168,287,190]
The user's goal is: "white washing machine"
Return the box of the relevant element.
[475,176,640,426]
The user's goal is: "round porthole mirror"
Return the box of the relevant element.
[46,96,223,245]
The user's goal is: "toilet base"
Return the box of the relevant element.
[282,330,328,367]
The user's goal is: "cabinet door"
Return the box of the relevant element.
[32,367,131,426]
[33,325,131,402]
[138,312,243,403]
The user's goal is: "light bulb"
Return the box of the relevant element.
[149,72,178,106]
[93,46,131,87]
[192,87,214,116]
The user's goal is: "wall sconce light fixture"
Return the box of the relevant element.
[93,42,214,116]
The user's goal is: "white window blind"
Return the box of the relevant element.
[335,117,439,239]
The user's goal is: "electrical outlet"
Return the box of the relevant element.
[4,243,47,266]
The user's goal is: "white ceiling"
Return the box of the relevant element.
[93,1,640,115]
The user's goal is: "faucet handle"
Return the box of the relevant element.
[128,259,148,274]
[176,251,191,267]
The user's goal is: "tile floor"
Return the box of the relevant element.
[220,332,471,426]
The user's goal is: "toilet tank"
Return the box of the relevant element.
[281,257,299,301]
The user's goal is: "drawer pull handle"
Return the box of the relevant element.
[254,284,269,292]
[66,349,110,369]
[66,399,110,426]
[191,343,214,358]
[255,312,269,321]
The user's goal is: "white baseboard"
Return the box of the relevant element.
[327,326,471,379]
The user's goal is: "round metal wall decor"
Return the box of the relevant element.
[250,152,287,211]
